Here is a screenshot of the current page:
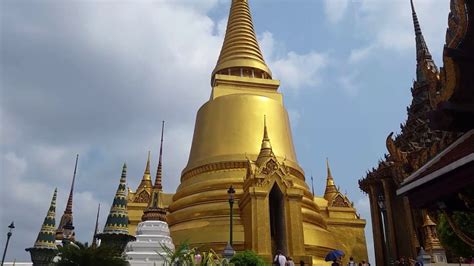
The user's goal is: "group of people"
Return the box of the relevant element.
[332,256,370,266]
[394,256,424,266]
[274,252,372,266]
[273,250,297,266]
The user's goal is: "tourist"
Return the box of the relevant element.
[286,256,295,266]
[347,257,356,266]
[332,260,340,266]
[194,250,202,264]
[274,250,287,266]
[398,257,409,266]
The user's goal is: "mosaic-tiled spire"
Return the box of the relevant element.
[56,154,78,242]
[32,188,59,250]
[154,121,165,191]
[103,163,129,234]
[98,163,135,252]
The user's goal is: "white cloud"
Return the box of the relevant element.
[323,0,349,24]
[354,0,449,52]
[271,51,327,91]
[339,71,360,97]
[348,45,374,64]
[345,0,449,64]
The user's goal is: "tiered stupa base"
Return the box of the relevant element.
[125,220,174,266]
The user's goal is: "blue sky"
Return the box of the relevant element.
[1,0,450,262]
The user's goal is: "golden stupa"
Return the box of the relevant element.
[128,0,368,264]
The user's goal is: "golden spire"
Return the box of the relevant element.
[145,151,151,175]
[137,151,152,190]
[326,157,333,180]
[324,158,338,201]
[256,116,274,166]
[212,0,272,83]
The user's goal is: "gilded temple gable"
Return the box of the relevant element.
[244,118,294,191]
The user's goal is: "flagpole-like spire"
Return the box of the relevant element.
[56,154,78,242]
[311,175,315,196]
[154,121,165,190]
[67,154,79,213]
[91,204,100,248]
[211,0,272,83]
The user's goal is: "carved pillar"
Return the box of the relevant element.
[285,188,305,258]
[369,186,385,266]
[239,186,271,258]
[403,196,418,258]
[381,178,399,258]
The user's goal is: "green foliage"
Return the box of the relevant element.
[54,241,128,266]
[230,250,265,266]
[160,242,230,266]
[160,241,195,265]
[437,212,474,258]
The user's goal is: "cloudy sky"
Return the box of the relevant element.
[1,0,450,262]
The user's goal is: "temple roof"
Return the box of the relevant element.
[211,0,272,83]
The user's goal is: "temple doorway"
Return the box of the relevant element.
[269,183,287,256]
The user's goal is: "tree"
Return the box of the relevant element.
[54,242,128,266]
[230,250,265,266]
[437,212,474,258]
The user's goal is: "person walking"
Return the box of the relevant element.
[274,250,287,266]
[347,257,356,266]
[286,256,295,266]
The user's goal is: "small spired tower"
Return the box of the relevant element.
[26,189,59,265]
[323,159,351,207]
[422,211,447,263]
[98,164,136,253]
[125,122,175,265]
[56,154,79,245]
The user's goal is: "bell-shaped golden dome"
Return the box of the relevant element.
[211,0,272,83]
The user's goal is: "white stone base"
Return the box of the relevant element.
[125,220,174,265]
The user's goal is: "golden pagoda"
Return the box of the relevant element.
[128,0,368,264]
